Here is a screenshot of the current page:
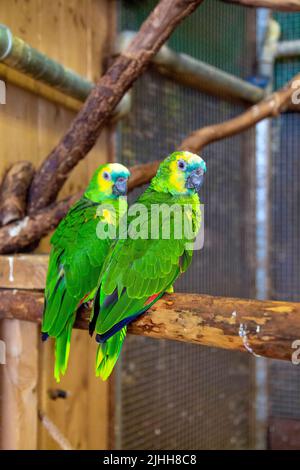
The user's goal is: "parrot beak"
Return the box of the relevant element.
[186,168,205,192]
[113,176,128,196]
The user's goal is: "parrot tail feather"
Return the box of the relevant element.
[54,313,75,383]
[95,327,127,381]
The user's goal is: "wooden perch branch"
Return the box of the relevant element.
[27,0,204,214]
[179,73,300,153]
[0,194,80,254]
[0,255,299,362]
[0,287,299,362]
[221,0,300,11]
[0,162,34,226]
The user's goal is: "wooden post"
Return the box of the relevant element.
[0,319,38,450]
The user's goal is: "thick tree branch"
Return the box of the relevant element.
[0,193,81,254]
[0,286,299,361]
[179,73,300,153]
[27,0,204,214]
[0,162,34,226]
[221,0,300,11]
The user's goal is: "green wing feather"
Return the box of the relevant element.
[91,189,201,380]
[43,196,121,382]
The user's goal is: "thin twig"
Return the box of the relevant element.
[178,74,300,153]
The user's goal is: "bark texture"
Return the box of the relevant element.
[0,162,34,226]
[0,288,299,361]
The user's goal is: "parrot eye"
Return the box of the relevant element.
[177,159,187,171]
[103,171,111,181]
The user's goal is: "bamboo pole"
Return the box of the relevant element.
[0,57,131,118]
[276,40,300,58]
[116,31,264,103]
[0,24,131,120]
[0,24,92,102]
[0,63,84,113]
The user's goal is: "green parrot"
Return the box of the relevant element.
[89,151,206,380]
[42,162,130,382]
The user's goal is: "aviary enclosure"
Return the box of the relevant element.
[0,0,299,452]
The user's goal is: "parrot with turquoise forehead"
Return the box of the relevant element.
[89,151,206,380]
[42,163,130,382]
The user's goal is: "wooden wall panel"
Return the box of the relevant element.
[0,319,38,450]
[0,0,114,450]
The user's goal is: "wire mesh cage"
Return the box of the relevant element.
[114,0,258,450]
[268,11,300,451]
